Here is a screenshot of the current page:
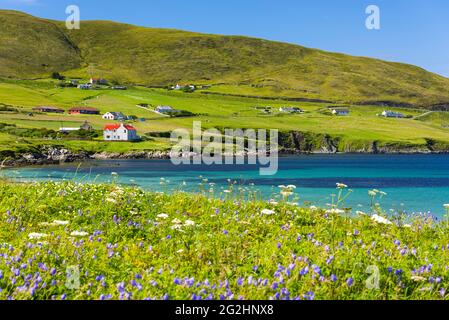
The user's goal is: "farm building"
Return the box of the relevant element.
[381,110,405,118]
[90,78,108,85]
[102,112,126,120]
[172,84,195,91]
[331,108,350,116]
[32,106,64,114]
[69,107,100,115]
[279,107,304,114]
[77,84,93,90]
[103,123,140,141]
[156,106,177,114]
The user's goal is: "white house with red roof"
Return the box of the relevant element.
[103,123,140,141]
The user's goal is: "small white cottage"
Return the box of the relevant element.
[331,108,350,116]
[381,110,404,118]
[103,123,140,141]
[102,112,126,120]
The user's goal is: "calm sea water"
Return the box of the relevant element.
[3,154,449,216]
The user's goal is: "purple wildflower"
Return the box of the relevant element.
[346,277,354,287]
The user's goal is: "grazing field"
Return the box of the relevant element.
[2,78,449,159]
[0,181,447,300]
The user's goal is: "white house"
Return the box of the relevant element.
[90,78,108,85]
[103,123,140,141]
[331,108,350,116]
[102,112,126,120]
[156,106,174,114]
[381,110,404,118]
[77,83,92,90]
[279,107,303,114]
[172,84,195,90]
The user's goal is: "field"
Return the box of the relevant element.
[2,78,449,159]
[0,180,447,300]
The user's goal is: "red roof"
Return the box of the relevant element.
[104,124,136,131]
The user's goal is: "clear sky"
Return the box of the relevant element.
[1,0,448,77]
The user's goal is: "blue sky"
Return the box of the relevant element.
[1,0,448,77]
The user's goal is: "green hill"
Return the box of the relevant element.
[1,9,449,107]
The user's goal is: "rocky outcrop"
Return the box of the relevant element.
[3,133,449,168]
[2,146,92,167]
[91,151,171,160]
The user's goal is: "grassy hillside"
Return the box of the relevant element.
[1,10,449,107]
[0,10,82,78]
[0,181,448,300]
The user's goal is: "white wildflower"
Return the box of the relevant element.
[310,206,318,211]
[28,233,48,240]
[261,209,276,215]
[184,220,196,227]
[356,211,367,216]
[172,218,182,225]
[325,209,345,214]
[157,213,169,220]
[52,220,70,226]
[371,214,393,225]
[106,197,117,204]
[281,190,293,197]
[70,231,89,237]
[411,276,426,282]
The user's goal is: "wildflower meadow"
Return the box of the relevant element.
[0,180,448,300]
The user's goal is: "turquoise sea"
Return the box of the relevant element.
[3,154,449,216]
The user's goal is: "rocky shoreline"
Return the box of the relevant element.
[1,145,448,168]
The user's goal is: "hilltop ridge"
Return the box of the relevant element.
[1,9,449,107]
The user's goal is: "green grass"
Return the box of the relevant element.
[1,9,449,107]
[0,181,447,300]
[2,78,449,157]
